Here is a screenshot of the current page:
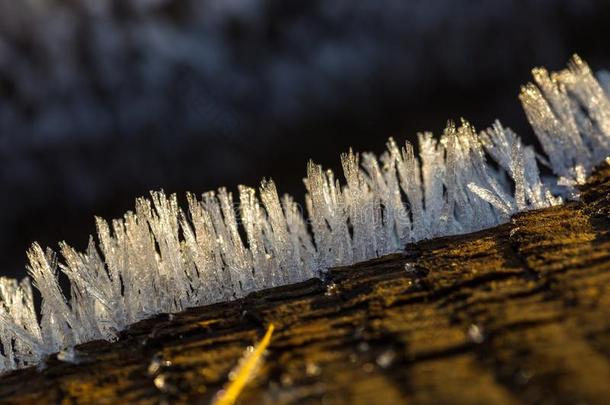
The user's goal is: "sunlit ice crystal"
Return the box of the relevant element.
[0,55,608,374]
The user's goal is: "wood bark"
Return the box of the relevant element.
[2,162,610,404]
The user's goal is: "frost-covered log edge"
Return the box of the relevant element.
[0,55,609,374]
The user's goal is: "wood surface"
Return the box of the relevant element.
[2,162,610,404]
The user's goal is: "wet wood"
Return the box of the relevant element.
[2,162,610,404]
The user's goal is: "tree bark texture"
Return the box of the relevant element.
[2,162,610,404]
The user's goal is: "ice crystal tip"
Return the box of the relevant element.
[0,55,609,373]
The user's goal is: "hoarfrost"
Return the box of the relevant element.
[0,55,607,373]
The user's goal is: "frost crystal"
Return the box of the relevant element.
[0,55,609,373]
[520,55,610,188]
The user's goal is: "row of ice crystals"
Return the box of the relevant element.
[0,55,608,373]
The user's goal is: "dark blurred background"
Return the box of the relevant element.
[0,0,609,279]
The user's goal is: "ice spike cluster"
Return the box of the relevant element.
[1,55,609,373]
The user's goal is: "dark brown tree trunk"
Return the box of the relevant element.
[2,162,610,404]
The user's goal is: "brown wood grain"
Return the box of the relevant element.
[2,162,610,404]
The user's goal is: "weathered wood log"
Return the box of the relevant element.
[2,162,610,404]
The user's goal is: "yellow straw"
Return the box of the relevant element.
[213,324,275,405]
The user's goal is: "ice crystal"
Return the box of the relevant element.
[0,55,609,373]
[520,55,610,188]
